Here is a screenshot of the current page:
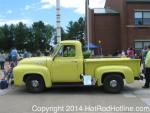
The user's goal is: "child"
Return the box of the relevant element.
[3,62,14,84]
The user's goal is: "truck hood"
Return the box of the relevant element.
[19,57,53,66]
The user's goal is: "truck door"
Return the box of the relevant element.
[52,45,83,82]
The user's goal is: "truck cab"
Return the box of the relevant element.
[50,41,83,83]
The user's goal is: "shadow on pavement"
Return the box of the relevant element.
[7,85,108,95]
[5,84,145,96]
[46,86,104,94]
[5,85,136,96]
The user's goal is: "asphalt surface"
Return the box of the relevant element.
[1,80,150,113]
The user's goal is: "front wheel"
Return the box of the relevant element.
[103,74,124,93]
[25,75,45,93]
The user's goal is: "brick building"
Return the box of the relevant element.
[89,0,150,55]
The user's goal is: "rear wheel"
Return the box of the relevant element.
[25,75,45,93]
[103,74,124,93]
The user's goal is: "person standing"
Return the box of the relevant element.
[0,51,6,70]
[127,48,135,58]
[121,50,126,57]
[10,48,18,65]
[143,45,150,88]
[36,50,42,56]
[23,49,29,58]
[142,46,148,63]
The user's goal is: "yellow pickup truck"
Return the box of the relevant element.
[13,40,141,93]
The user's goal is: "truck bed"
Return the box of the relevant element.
[84,58,141,77]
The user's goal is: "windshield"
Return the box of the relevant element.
[51,44,60,57]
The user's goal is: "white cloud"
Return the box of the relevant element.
[6,10,12,14]
[25,5,32,11]
[41,0,55,9]
[40,0,54,9]
[40,0,105,14]
[0,19,32,26]
[90,0,106,8]
[41,3,52,9]
[25,3,41,11]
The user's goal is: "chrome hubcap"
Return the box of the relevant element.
[31,80,39,88]
[110,80,117,88]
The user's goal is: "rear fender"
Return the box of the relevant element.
[95,66,134,86]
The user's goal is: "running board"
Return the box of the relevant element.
[52,82,84,87]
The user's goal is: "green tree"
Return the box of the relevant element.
[45,25,55,49]
[32,21,54,51]
[61,27,67,40]
[1,24,13,51]
[66,17,85,45]
[15,22,28,50]
[0,27,5,50]
[23,28,34,52]
[0,18,86,52]
[9,24,16,48]
[32,21,45,51]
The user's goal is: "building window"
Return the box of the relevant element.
[134,40,150,50]
[134,11,150,25]
[135,41,142,49]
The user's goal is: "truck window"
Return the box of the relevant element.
[57,45,76,57]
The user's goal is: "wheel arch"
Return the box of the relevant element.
[23,72,52,88]
[101,72,124,84]
[95,66,134,86]
[23,73,43,82]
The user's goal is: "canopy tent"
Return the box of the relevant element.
[84,43,100,49]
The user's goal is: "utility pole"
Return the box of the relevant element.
[86,0,90,51]
[56,0,61,44]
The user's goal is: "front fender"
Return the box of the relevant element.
[95,66,134,86]
[13,65,52,88]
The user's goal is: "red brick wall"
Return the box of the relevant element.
[127,3,150,48]
[93,14,120,55]
[105,0,128,50]
[105,0,123,12]
[127,28,150,48]
[127,3,150,24]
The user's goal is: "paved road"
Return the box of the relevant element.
[1,80,150,113]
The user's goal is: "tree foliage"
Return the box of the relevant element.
[0,17,85,52]
[0,21,54,52]
[66,17,85,45]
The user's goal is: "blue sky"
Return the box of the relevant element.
[0,0,105,28]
